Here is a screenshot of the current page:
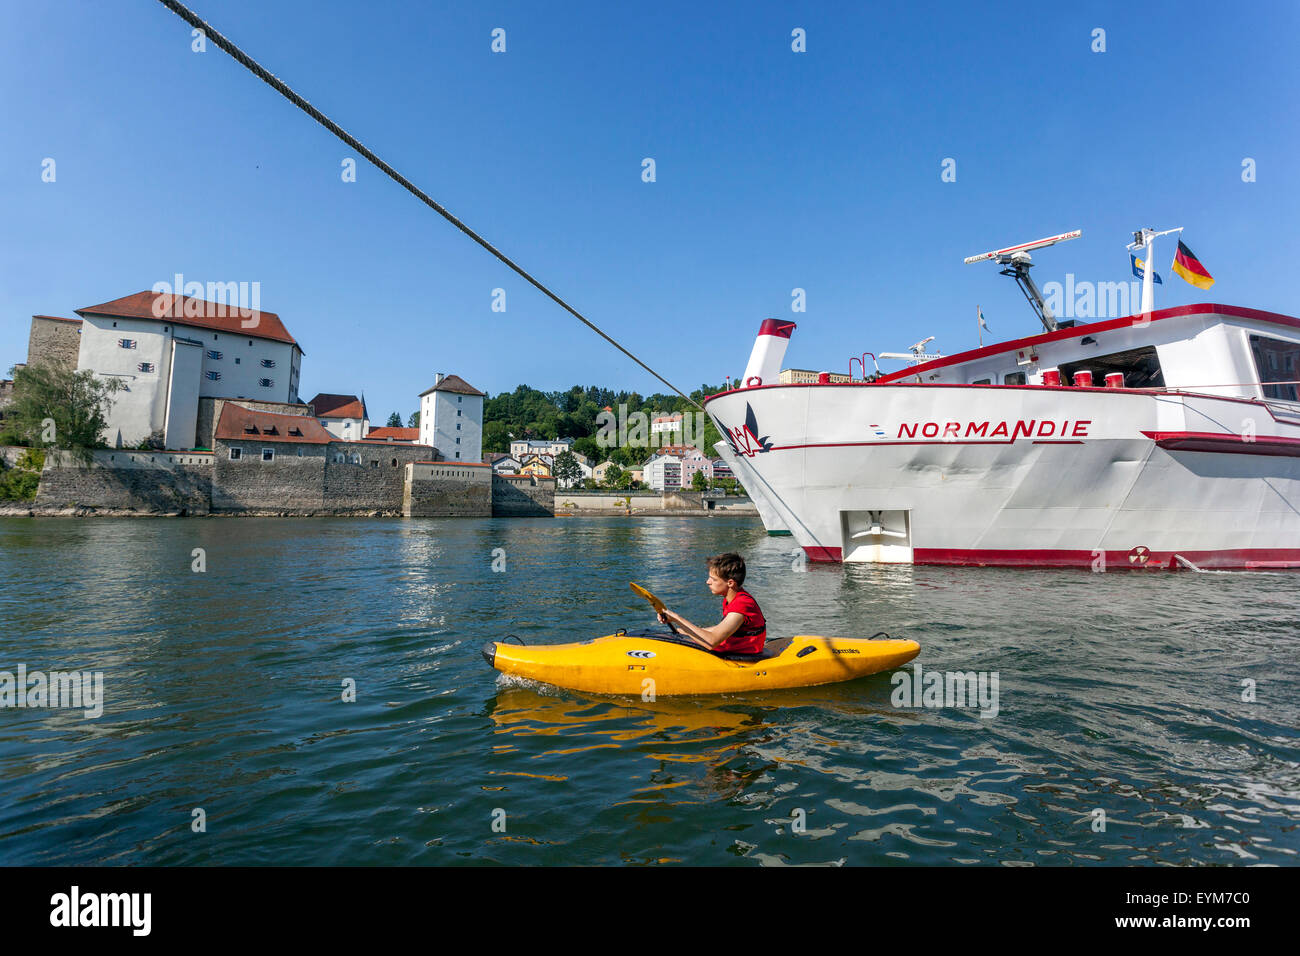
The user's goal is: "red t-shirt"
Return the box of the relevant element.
[716,589,766,655]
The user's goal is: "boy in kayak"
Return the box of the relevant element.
[657,552,767,655]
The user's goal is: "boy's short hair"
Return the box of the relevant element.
[708,552,746,586]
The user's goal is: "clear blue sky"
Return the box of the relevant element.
[3,0,1297,419]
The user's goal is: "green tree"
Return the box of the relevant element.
[5,365,121,463]
[572,435,600,462]
[601,462,625,489]
[0,448,45,502]
[482,420,511,454]
[386,412,403,428]
[553,450,583,488]
[407,410,420,428]
[691,469,708,492]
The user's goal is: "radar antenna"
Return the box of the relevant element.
[964,229,1081,332]
[879,336,943,365]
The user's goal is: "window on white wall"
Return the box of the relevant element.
[207,350,222,360]
[118,339,136,349]
[138,362,155,372]
[206,370,221,381]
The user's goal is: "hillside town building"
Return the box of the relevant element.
[486,452,522,474]
[649,413,683,437]
[509,437,575,459]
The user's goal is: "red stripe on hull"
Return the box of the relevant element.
[803,546,843,562]
[1142,430,1300,457]
[803,545,1300,569]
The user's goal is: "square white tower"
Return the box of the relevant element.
[418,373,485,462]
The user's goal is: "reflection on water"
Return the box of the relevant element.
[0,516,1298,865]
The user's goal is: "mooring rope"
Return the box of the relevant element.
[155,0,703,409]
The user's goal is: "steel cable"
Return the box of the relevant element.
[155,0,703,408]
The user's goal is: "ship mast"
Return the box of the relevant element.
[964,230,1082,333]
[1127,226,1183,314]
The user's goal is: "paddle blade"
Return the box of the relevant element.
[629,582,666,614]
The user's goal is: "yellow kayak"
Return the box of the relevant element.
[482,629,920,696]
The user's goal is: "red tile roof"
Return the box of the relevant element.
[32,314,82,324]
[310,393,367,419]
[215,405,333,444]
[364,426,419,441]
[76,291,299,347]
[419,374,485,397]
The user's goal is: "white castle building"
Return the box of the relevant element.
[419,373,485,462]
[74,291,304,449]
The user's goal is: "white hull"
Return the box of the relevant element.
[706,383,1300,569]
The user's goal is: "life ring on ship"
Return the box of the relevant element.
[745,376,763,388]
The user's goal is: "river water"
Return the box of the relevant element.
[0,516,1297,865]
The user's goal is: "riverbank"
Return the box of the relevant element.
[2,484,757,518]
[553,490,758,517]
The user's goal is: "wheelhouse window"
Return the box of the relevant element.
[1059,346,1164,389]
[1003,372,1026,385]
[1249,334,1300,401]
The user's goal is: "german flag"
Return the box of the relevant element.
[1172,240,1214,290]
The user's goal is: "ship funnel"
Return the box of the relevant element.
[740,319,796,387]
